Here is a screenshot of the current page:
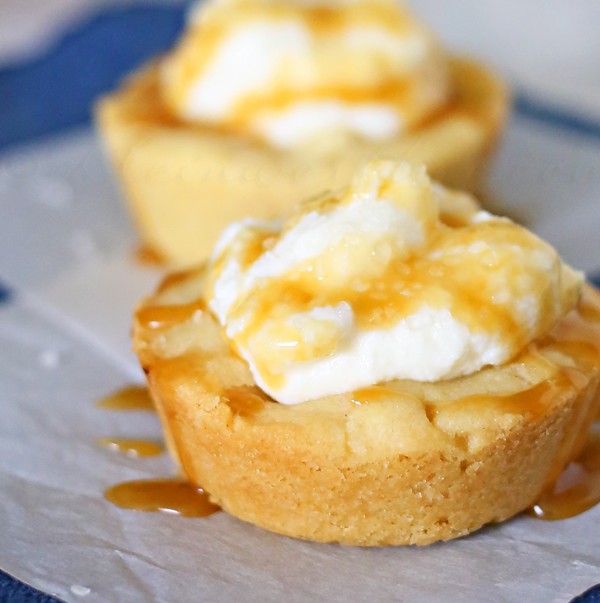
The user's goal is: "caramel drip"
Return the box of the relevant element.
[136,299,206,331]
[98,437,164,458]
[444,376,570,421]
[97,386,155,412]
[157,265,205,293]
[301,3,414,33]
[239,232,277,270]
[545,300,600,368]
[350,386,398,406]
[351,368,579,421]
[208,228,277,289]
[527,293,600,520]
[530,428,600,521]
[438,203,475,229]
[104,479,220,517]
[580,296,600,324]
[222,385,267,417]
[231,79,416,131]
[134,244,165,266]
[149,353,221,395]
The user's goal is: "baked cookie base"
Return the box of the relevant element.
[133,271,600,546]
[97,58,510,267]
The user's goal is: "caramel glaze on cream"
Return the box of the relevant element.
[205,206,579,392]
[163,0,446,136]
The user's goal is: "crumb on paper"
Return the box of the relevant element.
[70,585,91,596]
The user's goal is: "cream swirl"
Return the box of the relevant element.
[204,160,583,404]
[162,0,450,147]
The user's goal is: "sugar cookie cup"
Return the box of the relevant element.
[133,266,600,546]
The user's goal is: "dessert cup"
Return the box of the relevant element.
[131,158,598,545]
[97,57,509,267]
[133,267,600,546]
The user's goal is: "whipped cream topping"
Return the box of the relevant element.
[205,161,583,405]
[162,0,450,148]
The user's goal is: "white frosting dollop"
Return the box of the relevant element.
[205,161,583,404]
[162,0,450,148]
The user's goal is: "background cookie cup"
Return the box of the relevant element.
[97,58,509,267]
[133,268,600,546]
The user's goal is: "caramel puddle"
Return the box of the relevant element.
[97,386,155,412]
[104,479,220,517]
[98,387,220,517]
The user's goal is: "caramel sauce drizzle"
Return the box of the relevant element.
[163,0,448,134]
[134,244,165,267]
[135,299,206,331]
[230,78,433,136]
[157,265,205,293]
[98,437,164,458]
[227,218,571,391]
[443,376,569,422]
[222,385,267,418]
[350,367,581,422]
[350,386,398,406]
[528,295,600,520]
[104,479,220,517]
[97,386,221,517]
[97,386,155,412]
[530,428,600,521]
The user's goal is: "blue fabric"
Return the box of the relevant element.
[0,4,599,602]
[0,4,186,152]
[0,570,62,603]
[515,93,600,140]
[1,3,600,154]
[572,583,600,603]
[0,281,12,304]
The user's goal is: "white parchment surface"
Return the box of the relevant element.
[0,116,600,602]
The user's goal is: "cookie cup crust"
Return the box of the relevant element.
[132,270,600,545]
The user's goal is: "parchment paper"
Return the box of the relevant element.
[0,118,599,603]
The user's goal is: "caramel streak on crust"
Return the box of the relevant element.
[133,273,600,545]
